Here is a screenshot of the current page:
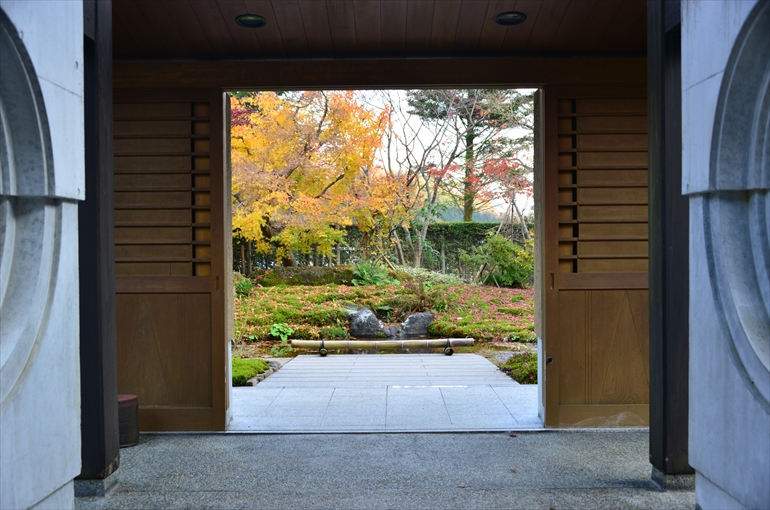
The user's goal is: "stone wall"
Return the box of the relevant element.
[0,1,84,508]
[682,1,770,508]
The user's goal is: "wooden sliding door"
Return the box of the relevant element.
[543,86,650,427]
[113,89,228,431]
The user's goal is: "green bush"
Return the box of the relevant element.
[352,262,400,286]
[235,279,254,297]
[232,358,269,386]
[461,233,534,288]
[390,265,462,286]
[501,352,538,384]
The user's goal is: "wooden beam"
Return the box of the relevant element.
[114,57,646,89]
[78,0,120,480]
[647,0,692,476]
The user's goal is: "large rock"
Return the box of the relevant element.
[345,306,434,339]
[397,312,434,337]
[259,267,353,286]
[346,306,391,338]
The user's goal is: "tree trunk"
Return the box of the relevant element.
[463,129,475,222]
[336,243,341,266]
[240,243,246,274]
[413,220,431,268]
[245,242,252,276]
[392,232,406,266]
[440,239,446,273]
[511,198,531,241]
[401,226,415,263]
[413,239,422,268]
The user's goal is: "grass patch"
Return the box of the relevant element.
[232,358,269,386]
[497,307,527,316]
[500,352,538,384]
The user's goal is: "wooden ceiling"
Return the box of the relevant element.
[113,0,646,61]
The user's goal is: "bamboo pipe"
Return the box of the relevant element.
[291,338,474,350]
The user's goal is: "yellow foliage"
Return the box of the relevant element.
[231,91,402,259]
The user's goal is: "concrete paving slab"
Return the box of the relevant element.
[230,354,540,433]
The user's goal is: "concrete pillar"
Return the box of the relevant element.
[0,2,85,507]
[682,1,770,507]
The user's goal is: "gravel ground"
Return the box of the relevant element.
[77,431,694,510]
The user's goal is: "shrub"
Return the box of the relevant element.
[501,352,538,384]
[488,237,534,289]
[235,279,254,297]
[352,262,400,286]
[390,265,462,286]
[232,358,269,386]
[460,233,534,288]
[380,279,455,320]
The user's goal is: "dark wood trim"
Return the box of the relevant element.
[647,0,692,475]
[116,276,211,293]
[114,88,217,103]
[557,273,649,290]
[78,0,119,480]
[543,86,561,428]
[114,57,647,89]
[547,83,648,99]
[209,89,227,431]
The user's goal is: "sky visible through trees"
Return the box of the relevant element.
[230,89,534,268]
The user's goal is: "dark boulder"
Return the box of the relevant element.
[345,305,392,338]
[345,306,434,339]
[397,312,434,337]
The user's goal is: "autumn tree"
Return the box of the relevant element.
[230,91,389,265]
[406,89,533,222]
[374,90,467,267]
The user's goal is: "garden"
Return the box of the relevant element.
[229,88,538,386]
[232,261,538,385]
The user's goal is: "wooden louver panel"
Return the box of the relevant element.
[113,102,211,277]
[556,98,648,274]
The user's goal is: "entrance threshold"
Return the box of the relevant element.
[228,354,542,433]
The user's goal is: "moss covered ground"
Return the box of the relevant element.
[499,352,538,384]
[231,358,269,386]
[234,282,535,353]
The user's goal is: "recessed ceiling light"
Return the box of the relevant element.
[495,11,527,26]
[235,14,267,28]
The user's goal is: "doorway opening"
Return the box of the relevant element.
[225,88,543,432]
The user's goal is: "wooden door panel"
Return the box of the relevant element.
[545,86,649,427]
[116,293,212,407]
[114,89,226,431]
[558,291,587,405]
